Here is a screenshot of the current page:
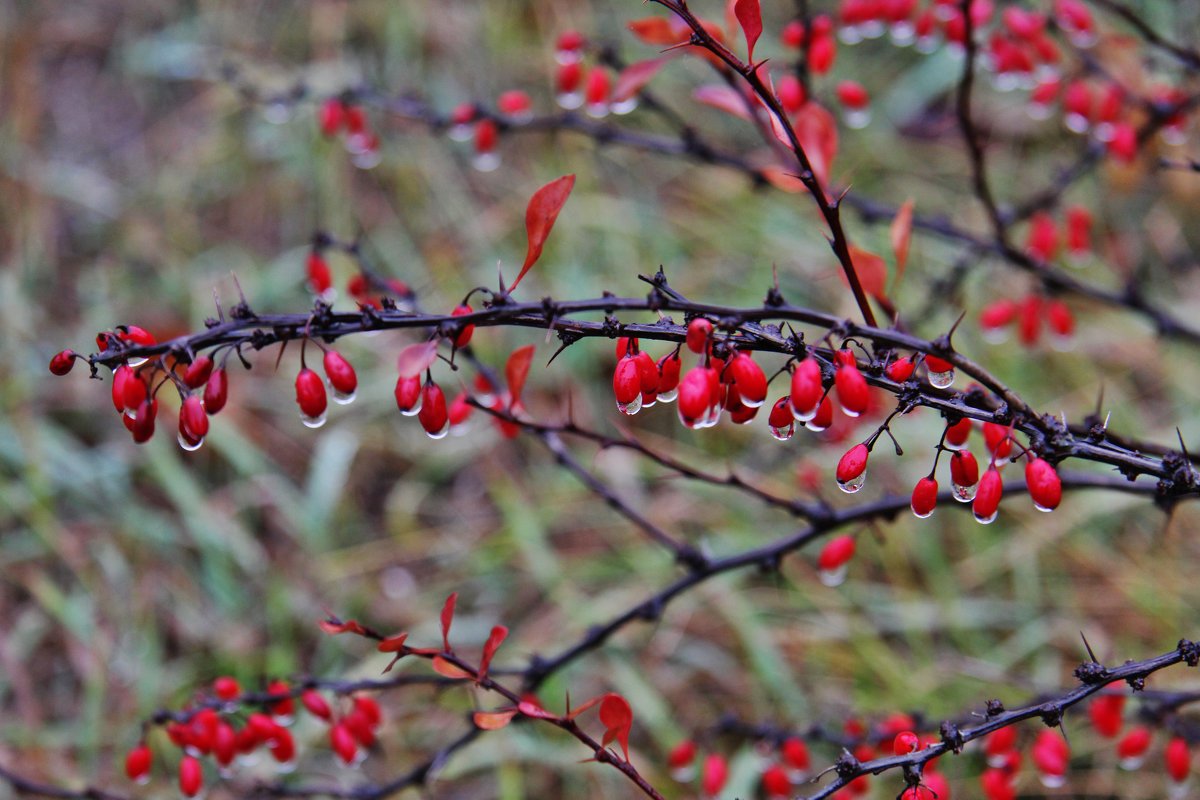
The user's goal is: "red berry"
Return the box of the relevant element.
[268,726,296,763]
[893,731,920,755]
[125,743,152,782]
[762,763,791,797]
[701,753,728,796]
[1108,122,1138,162]
[1116,726,1152,760]
[1065,206,1092,254]
[781,737,809,770]
[836,443,869,491]
[809,34,836,74]
[1025,457,1062,511]
[982,422,1013,461]
[203,369,229,415]
[613,357,643,406]
[973,467,1004,523]
[1046,300,1074,339]
[615,336,638,359]
[49,350,76,375]
[323,350,358,397]
[353,695,382,727]
[818,535,856,572]
[1026,212,1058,262]
[980,767,1015,800]
[497,90,532,117]
[791,357,824,419]
[130,399,158,444]
[318,98,346,137]
[178,755,202,798]
[1089,693,1125,737]
[213,675,240,701]
[945,417,972,448]
[886,356,914,382]
[301,689,332,720]
[634,351,660,395]
[213,721,237,767]
[911,476,938,518]
[834,352,869,417]
[657,351,682,395]
[668,739,696,770]
[836,81,869,110]
[557,61,583,95]
[781,20,806,48]
[330,722,358,764]
[556,30,586,53]
[450,304,475,348]
[1166,737,1191,783]
[418,381,449,437]
[182,356,213,389]
[395,374,423,415]
[980,299,1018,332]
[585,67,611,109]
[119,325,156,348]
[984,725,1017,757]
[779,75,806,114]
[474,119,498,153]
[677,367,712,427]
[1031,729,1069,778]
[180,395,209,440]
[728,353,767,407]
[344,105,367,135]
[307,250,332,295]
[268,679,294,717]
[686,318,713,354]
[295,367,328,421]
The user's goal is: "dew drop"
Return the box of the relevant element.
[555,49,582,66]
[1038,773,1066,789]
[910,503,934,519]
[275,760,297,775]
[843,108,872,129]
[1118,756,1145,771]
[928,368,955,388]
[986,755,1008,769]
[1068,30,1097,48]
[448,124,472,142]
[1162,125,1188,146]
[973,509,998,525]
[1049,334,1074,353]
[890,22,916,46]
[616,394,643,416]
[952,482,978,502]
[177,433,205,452]
[556,91,583,110]
[612,97,639,115]
[837,471,866,494]
[585,102,609,119]
[1064,113,1090,134]
[134,775,151,786]
[301,411,328,429]
[333,389,357,405]
[915,36,940,54]
[669,765,696,783]
[1094,122,1116,143]
[641,396,657,410]
[860,20,885,38]
[126,356,148,368]
[944,439,967,452]
[449,422,471,437]
[769,423,795,441]
[426,421,450,440]
[838,25,864,45]
[237,754,260,767]
[818,564,848,587]
[840,405,862,418]
[472,152,501,172]
[805,418,829,433]
[657,388,678,403]
[352,149,382,170]
[1168,779,1191,799]
[263,101,291,125]
[791,404,817,423]
[982,327,1011,345]
[399,399,422,417]
[993,72,1021,93]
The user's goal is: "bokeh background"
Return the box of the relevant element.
[3,1,1199,797]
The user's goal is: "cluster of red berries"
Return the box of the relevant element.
[123,677,384,797]
[316,97,380,168]
[304,244,411,304]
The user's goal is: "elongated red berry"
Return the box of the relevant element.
[885,356,914,382]
[657,351,681,396]
[295,368,327,421]
[203,369,228,414]
[836,444,869,493]
[474,119,498,153]
[728,353,767,408]
[613,357,643,406]
[301,689,332,720]
[1089,693,1125,737]
[307,250,332,295]
[790,357,824,420]
[634,351,659,395]
[183,356,213,389]
[418,381,449,437]
[973,467,1004,523]
[836,80,869,109]
[702,753,728,796]
[319,98,346,137]
[1025,457,1062,511]
[180,395,209,440]
[668,739,697,773]
[762,763,791,797]
[213,675,240,701]
[1046,300,1074,339]
[49,350,76,375]
[395,374,422,415]
[1116,726,1152,762]
[781,737,809,771]
[982,422,1013,461]
[817,535,856,572]
[1166,737,1190,783]
[834,352,869,417]
[945,418,972,448]
[331,723,358,764]
[125,743,152,782]
[131,399,157,443]
[686,318,713,353]
[497,89,532,117]
[911,476,938,518]
[677,367,711,427]
[323,350,358,397]
[450,304,475,348]
[178,755,202,798]
[893,731,919,755]
[1031,729,1069,779]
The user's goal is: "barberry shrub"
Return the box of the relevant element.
[9,0,1200,799]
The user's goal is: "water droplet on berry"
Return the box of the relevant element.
[178,433,205,452]
[860,20,885,38]
[1038,773,1066,789]
[890,22,916,45]
[1064,112,1089,134]
[1118,756,1145,771]
[275,759,297,775]
[910,503,934,519]
[818,564,848,587]
[658,387,678,403]
[585,102,609,119]
[842,108,871,129]
[915,35,939,54]
[473,152,501,172]
[301,411,328,429]
[612,97,638,115]
[952,482,977,502]
[839,25,864,45]
[837,471,866,494]
[928,368,955,388]
[556,91,583,110]
[617,394,643,416]
[333,389,357,405]
[126,356,148,368]
[448,124,472,142]
[805,418,829,433]
[973,508,998,524]
[353,149,382,170]
[669,764,696,782]
[769,422,795,441]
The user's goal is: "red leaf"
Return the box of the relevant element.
[477,625,509,685]
[627,17,682,45]
[512,175,576,291]
[734,0,762,62]
[377,633,409,652]
[613,58,668,103]
[890,199,915,287]
[431,656,473,680]
[505,345,536,406]
[599,693,634,762]
[793,103,839,189]
[396,340,439,378]
[318,617,365,636]
[473,710,518,730]
[518,700,560,720]
[440,592,457,653]
[846,246,889,303]
[693,85,753,121]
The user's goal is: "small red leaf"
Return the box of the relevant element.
[518,700,560,720]
[890,198,915,286]
[473,710,518,730]
[846,246,889,303]
[734,0,763,62]
[613,58,668,103]
[431,656,473,680]
[377,633,409,652]
[513,175,576,291]
[397,340,439,378]
[565,693,605,721]
[599,693,634,762]
[318,617,365,636]
[793,103,839,189]
[440,592,458,653]
[627,17,682,45]
[477,625,509,685]
[505,345,536,406]
[693,85,753,121]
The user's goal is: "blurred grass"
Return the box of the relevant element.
[2,1,1199,799]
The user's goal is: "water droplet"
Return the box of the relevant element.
[617,394,643,416]
[448,124,472,142]
[1118,756,1145,771]
[840,405,862,418]
[791,404,817,422]
[910,503,934,519]
[449,421,471,437]
[982,327,1011,345]
[786,767,808,783]
[843,108,872,129]
[993,72,1021,93]
[426,421,450,440]
[275,759,297,775]
[769,423,794,441]
[472,152,501,172]
[555,49,582,66]
[333,389,357,405]
[301,411,327,429]
[860,20,884,38]
[1068,30,1097,48]
[612,97,638,115]
[126,356,148,368]
[263,101,291,125]
[837,471,866,494]
[1162,125,1188,146]
[657,388,678,403]
[177,433,205,452]
[1064,113,1090,134]
[1094,122,1116,143]
[669,765,696,783]
[641,396,657,410]
[134,775,151,786]
[928,368,955,388]
[400,400,422,417]
[986,755,1008,769]
[1168,779,1191,799]
[556,91,583,110]
[973,509,998,524]
[1027,101,1053,121]
[585,102,609,119]
[237,753,260,767]
[805,418,829,433]
[1038,773,1065,789]
[944,439,967,452]
[838,25,864,45]
[352,149,382,170]
[915,36,940,54]
[889,22,915,46]
[818,564,848,587]
[952,482,977,502]
[1049,334,1074,353]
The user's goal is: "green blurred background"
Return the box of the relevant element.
[2,1,1199,797]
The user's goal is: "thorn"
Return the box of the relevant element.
[497,259,507,295]
[546,339,573,367]
[213,289,225,323]
[232,272,248,306]
[1080,631,1099,664]
[946,309,968,344]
